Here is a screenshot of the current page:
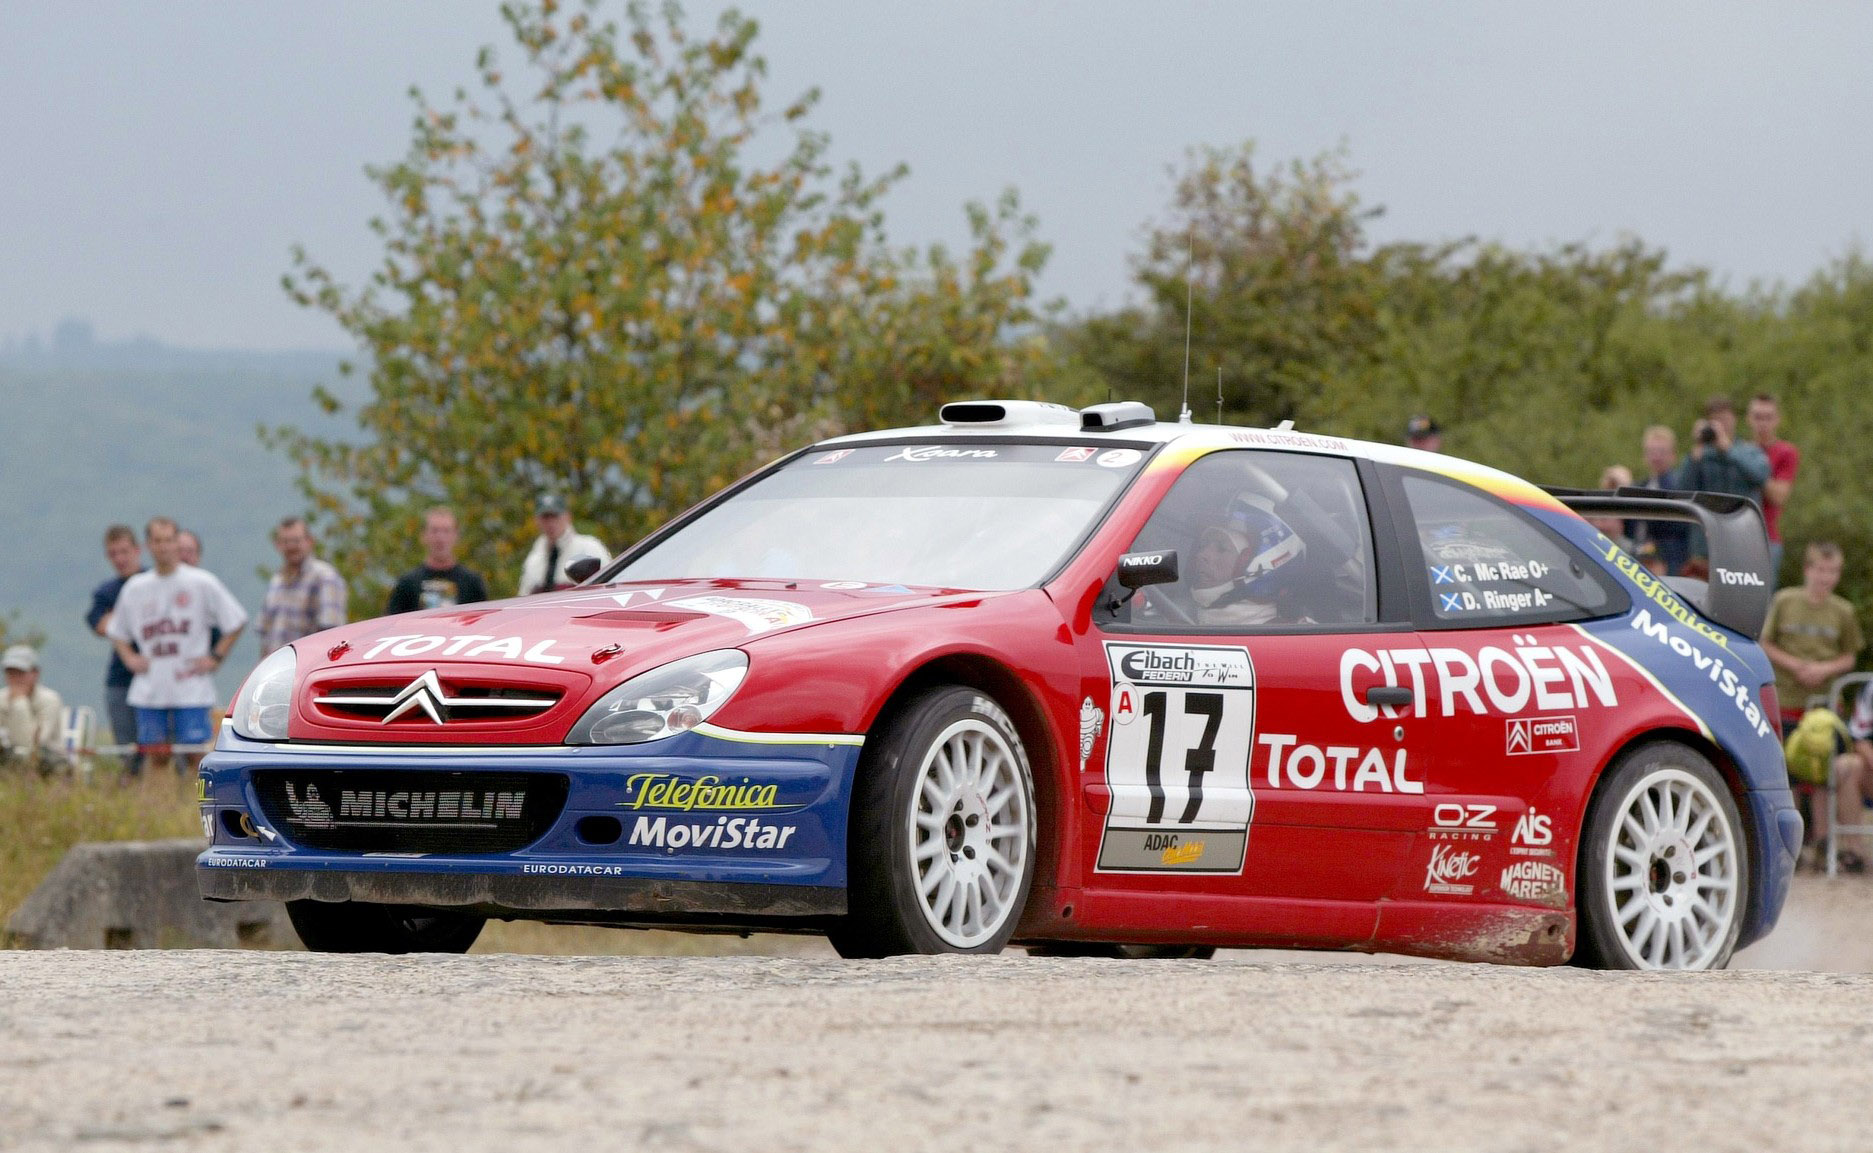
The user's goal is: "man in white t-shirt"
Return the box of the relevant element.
[106,516,248,773]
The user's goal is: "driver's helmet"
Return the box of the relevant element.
[1195,497,1306,599]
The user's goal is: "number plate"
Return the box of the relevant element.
[1097,642,1256,874]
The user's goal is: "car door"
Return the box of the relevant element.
[1378,466,1629,906]
[1088,448,1428,912]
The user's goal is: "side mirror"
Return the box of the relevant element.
[564,557,602,584]
[1116,549,1178,590]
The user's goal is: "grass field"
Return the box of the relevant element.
[0,768,201,931]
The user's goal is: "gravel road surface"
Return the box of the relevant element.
[3,942,1868,1153]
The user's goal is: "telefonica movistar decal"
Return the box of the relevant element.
[620,772,795,812]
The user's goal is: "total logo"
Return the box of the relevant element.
[1341,637,1618,724]
[1511,806,1555,857]
[1713,568,1765,587]
[1259,734,1423,794]
[1424,843,1480,895]
[355,633,566,664]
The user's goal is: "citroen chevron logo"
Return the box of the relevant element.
[383,670,450,724]
[314,671,557,725]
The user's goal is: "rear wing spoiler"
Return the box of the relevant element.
[1543,485,1772,639]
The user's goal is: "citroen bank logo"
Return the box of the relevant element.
[383,670,451,724]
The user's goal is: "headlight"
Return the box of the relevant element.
[567,649,749,745]
[231,645,297,741]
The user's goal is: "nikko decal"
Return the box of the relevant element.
[1098,643,1255,874]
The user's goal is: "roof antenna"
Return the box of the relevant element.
[1178,224,1195,424]
[1215,365,1224,426]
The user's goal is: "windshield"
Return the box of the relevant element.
[613,442,1150,590]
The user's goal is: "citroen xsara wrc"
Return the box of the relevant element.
[198,400,1799,969]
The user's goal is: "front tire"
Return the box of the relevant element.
[286,900,486,954]
[1574,743,1747,970]
[830,686,1037,958]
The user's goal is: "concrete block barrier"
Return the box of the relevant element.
[4,839,293,950]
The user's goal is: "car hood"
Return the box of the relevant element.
[285,579,1000,744]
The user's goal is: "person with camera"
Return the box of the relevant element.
[1677,396,1771,571]
[1679,395,1771,505]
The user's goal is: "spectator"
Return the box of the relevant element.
[387,506,490,615]
[1747,393,1801,577]
[177,528,202,567]
[178,528,224,656]
[518,494,610,595]
[1632,425,1691,575]
[1760,541,1863,735]
[1679,396,1770,567]
[1829,682,1873,869]
[85,524,146,775]
[258,517,347,657]
[2,645,65,774]
[105,517,247,775]
[1404,414,1442,453]
[1589,465,1636,554]
[1679,395,1771,504]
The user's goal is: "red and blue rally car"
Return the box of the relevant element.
[199,400,1798,969]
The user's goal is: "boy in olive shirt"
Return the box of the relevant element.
[1761,541,1863,732]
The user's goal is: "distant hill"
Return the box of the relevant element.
[0,323,363,733]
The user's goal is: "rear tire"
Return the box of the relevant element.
[829,686,1037,958]
[1573,742,1747,970]
[286,900,485,954]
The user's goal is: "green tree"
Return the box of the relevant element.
[1060,144,1386,428]
[272,0,1061,610]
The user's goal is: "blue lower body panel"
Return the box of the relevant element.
[195,726,863,924]
[1737,786,1801,950]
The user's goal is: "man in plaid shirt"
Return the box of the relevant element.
[258,517,348,657]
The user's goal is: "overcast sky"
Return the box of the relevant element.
[3,2,1869,351]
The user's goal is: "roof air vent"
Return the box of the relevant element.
[1080,401,1156,432]
[938,400,1081,427]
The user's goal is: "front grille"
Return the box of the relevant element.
[252,769,570,853]
[312,682,561,725]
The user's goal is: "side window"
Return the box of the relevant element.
[1118,450,1376,631]
[1400,474,1618,627]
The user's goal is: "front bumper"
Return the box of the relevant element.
[196,723,863,924]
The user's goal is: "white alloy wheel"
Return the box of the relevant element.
[1603,766,1740,970]
[908,717,1033,949]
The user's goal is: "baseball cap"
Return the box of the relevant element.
[2,644,38,672]
[535,494,568,516]
[1405,414,1441,441]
